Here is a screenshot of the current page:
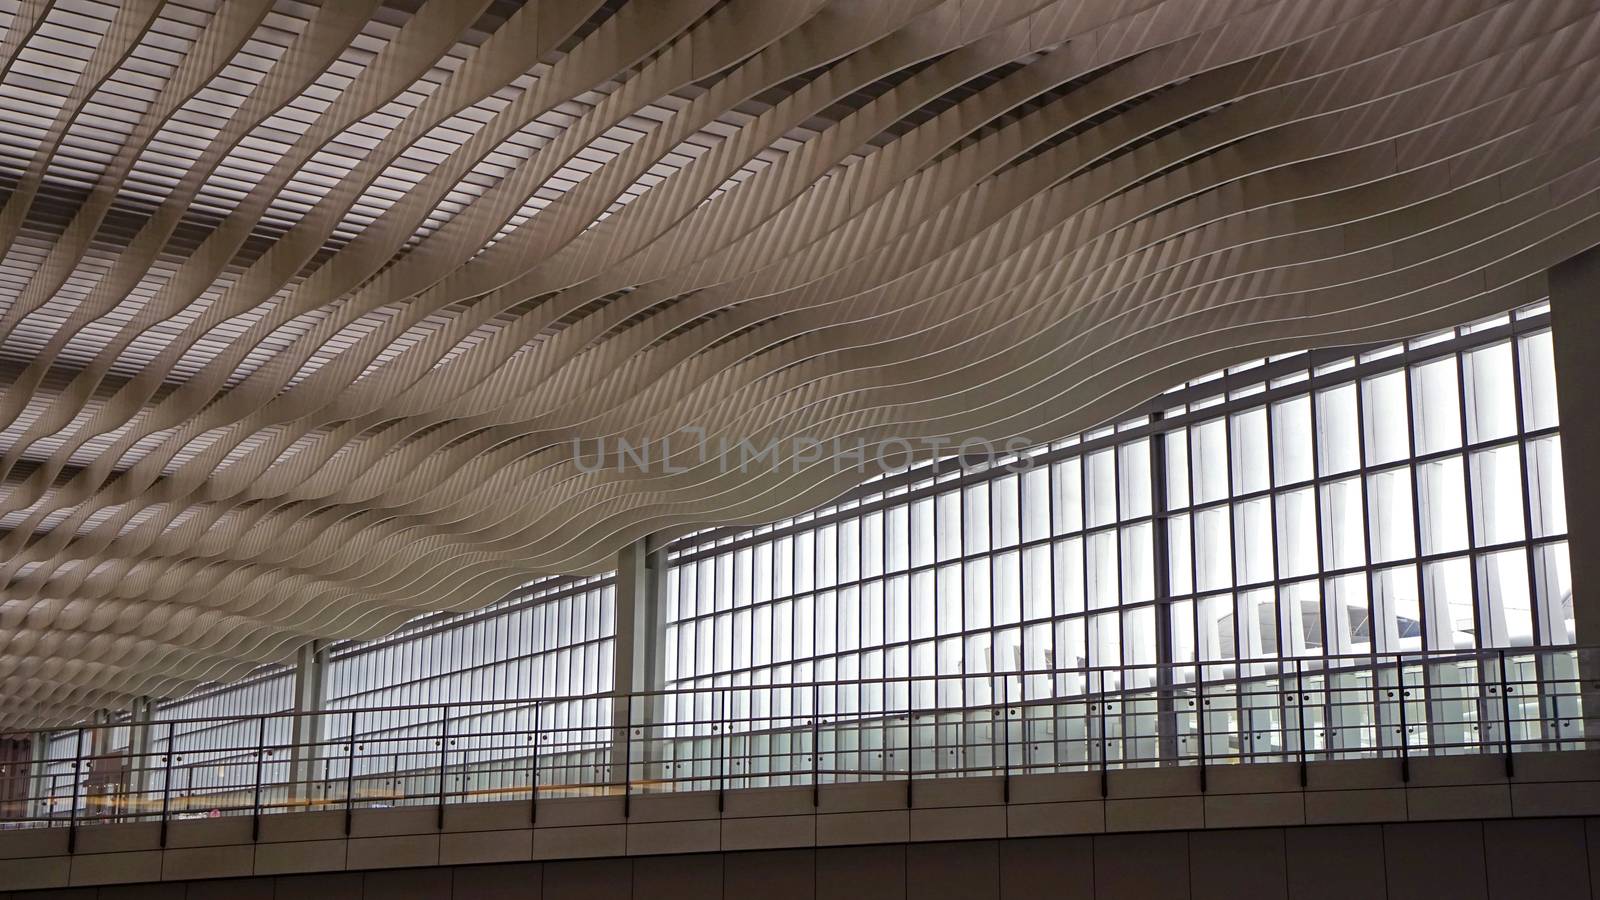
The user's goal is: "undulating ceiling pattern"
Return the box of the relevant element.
[0,0,1597,727]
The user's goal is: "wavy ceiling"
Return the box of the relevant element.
[0,0,1597,727]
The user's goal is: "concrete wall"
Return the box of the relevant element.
[0,751,1597,896]
[1550,248,1600,648]
[4,817,1599,899]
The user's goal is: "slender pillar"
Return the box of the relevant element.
[1149,412,1179,762]
[287,641,327,804]
[1548,245,1600,738]
[611,537,668,785]
[85,709,115,818]
[26,733,47,821]
[126,697,155,814]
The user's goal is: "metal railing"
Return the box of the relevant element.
[3,646,1593,847]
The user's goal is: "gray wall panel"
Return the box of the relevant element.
[1284,825,1386,900]
[1383,822,1488,900]
[816,845,905,900]
[1189,829,1287,900]
[1094,833,1189,900]
[723,849,814,900]
[905,841,999,900]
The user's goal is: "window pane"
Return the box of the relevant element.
[1170,600,1196,666]
[1119,439,1152,519]
[1086,530,1119,609]
[1272,395,1313,485]
[1021,467,1050,543]
[1411,356,1462,454]
[1192,417,1229,504]
[1275,489,1317,578]
[1197,593,1234,661]
[1366,467,1415,564]
[1476,549,1532,647]
[1054,538,1085,615]
[936,565,962,635]
[1526,435,1566,538]
[1371,565,1421,653]
[1195,506,1233,593]
[1316,384,1360,476]
[1534,541,1573,644]
[1324,573,1370,657]
[1234,497,1273,585]
[1470,445,1526,546]
[1237,588,1277,661]
[1085,449,1117,527]
[1121,522,1154,605]
[1362,370,1409,466]
[1023,545,1052,620]
[1422,557,1475,651]
[1463,341,1517,443]
[964,484,990,554]
[1167,514,1194,597]
[1123,606,1157,686]
[992,475,1020,549]
[1164,429,1191,508]
[1231,407,1270,495]
[1280,581,1322,657]
[935,491,961,562]
[1051,458,1082,534]
[1519,329,1559,431]
[1416,455,1469,555]
[1320,477,1366,570]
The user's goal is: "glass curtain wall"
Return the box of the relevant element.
[658,302,1570,783]
[34,574,619,815]
[147,666,295,811]
[317,573,617,806]
[28,302,1573,806]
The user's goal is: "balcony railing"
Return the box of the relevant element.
[4,647,1593,847]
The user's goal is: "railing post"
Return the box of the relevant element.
[158,723,174,848]
[906,705,915,810]
[531,701,541,825]
[343,710,357,835]
[1394,658,1410,783]
[1295,661,1308,788]
[1550,680,1564,753]
[1195,667,1207,793]
[622,693,633,819]
[436,705,448,830]
[715,690,726,813]
[1097,670,1108,799]
[1499,650,1516,777]
[1000,675,1011,805]
[906,683,917,810]
[811,683,820,808]
[252,715,267,841]
[66,727,83,854]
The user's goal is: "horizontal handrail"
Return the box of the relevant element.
[2,645,1590,836]
[14,645,1585,735]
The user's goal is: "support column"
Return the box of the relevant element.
[126,697,155,815]
[1149,412,1179,763]
[287,641,327,804]
[1547,246,1600,738]
[26,732,47,821]
[611,536,668,787]
[86,709,114,818]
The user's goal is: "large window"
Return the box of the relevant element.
[33,574,619,816]
[30,303,1574,809]
[659,302,1569,770]
[320,573,617,803]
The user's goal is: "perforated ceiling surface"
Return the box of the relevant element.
[0,0,1597,727]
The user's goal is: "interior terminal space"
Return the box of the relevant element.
[1,1,1600,897]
